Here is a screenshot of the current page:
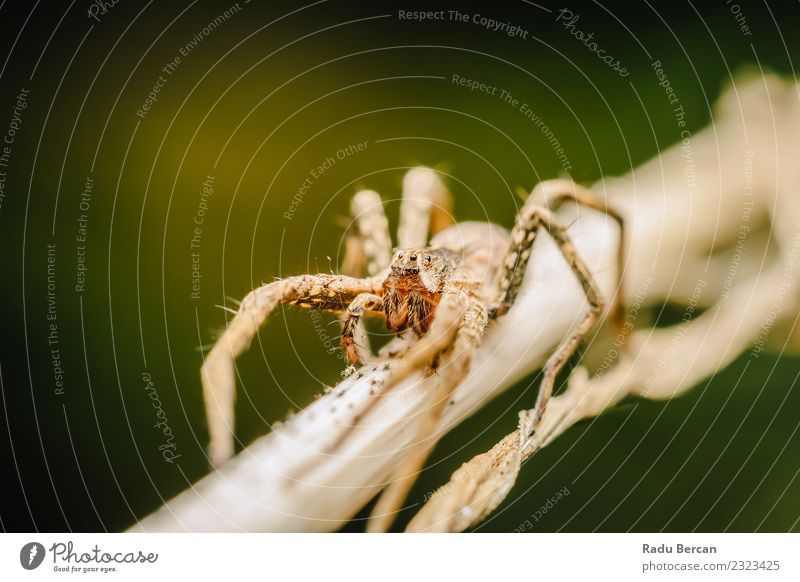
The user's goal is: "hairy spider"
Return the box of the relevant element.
[200,167,624,531]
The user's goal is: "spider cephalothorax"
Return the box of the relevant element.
[200,168,624,532]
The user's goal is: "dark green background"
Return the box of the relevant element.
[0,0,798,532]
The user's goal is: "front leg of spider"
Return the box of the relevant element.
[341,293,384,366]
[201,273,380,467]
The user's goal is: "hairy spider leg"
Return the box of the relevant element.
[339,190,392,363]
[397,167,454,249]
[340,189,391,278]
[342,293,384,366]
[201,274,380,466]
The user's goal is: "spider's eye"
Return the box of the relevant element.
[425,255,432,263]
[410,254,417,261]
[397,253,403,260]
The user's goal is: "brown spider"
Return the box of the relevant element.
[200,167,624,531]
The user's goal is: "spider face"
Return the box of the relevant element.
[390,250,418,274]
[389,249,448,293]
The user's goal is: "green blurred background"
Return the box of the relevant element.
[0,0,798,532]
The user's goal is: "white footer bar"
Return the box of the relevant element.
[1,533,796,581]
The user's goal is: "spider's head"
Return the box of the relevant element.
[389,249,447,293]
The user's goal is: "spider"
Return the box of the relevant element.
[200,167,624,531]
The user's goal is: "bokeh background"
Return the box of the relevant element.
[0,0,798,532]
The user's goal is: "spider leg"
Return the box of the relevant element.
[397,167,454,248]
[528,179,626,331]
[339,190,392,363]
[340,189,392,278]
[201,274,380,466]
[341,293,384,366]
[367,292,487,532]
[493,195,608,429]
[493,179,624,321]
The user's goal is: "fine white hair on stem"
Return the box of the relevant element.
[129,72,800,533]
